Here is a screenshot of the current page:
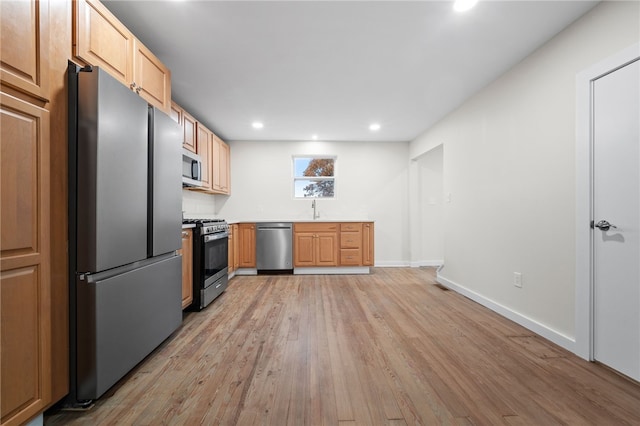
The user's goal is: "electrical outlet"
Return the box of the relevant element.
[514,272,523,288]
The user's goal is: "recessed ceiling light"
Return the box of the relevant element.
[369,123,381,131]
[312,134,318,140]
[251,122,264,129]
[453,0,478,13]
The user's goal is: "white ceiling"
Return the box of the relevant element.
[103,0,598,142]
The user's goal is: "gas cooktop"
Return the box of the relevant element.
[182,218,226,225]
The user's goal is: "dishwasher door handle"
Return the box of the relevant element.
[257,226,292,231]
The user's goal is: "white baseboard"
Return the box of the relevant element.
[374,261,410,267]
[409,260,444,268]
[436,273,577,354]
[294,266,370,275]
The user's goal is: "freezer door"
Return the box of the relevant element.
[150,107,182,256]
[76,255,182,400]
[77,68,149,272]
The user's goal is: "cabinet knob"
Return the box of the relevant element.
[135,86,142,94]
[130,82,137,90]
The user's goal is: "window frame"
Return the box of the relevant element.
[292,155,337,199]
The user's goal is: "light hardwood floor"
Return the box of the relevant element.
[46,268,640,425]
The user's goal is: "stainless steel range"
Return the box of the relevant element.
[184,219,229,310]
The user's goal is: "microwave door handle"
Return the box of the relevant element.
[192,160,200,180]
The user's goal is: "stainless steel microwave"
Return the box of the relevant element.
[182,148,203,187]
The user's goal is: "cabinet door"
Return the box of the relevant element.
[1,92,52,426]
[170,101,182,125]
[316,233,338,266]
[196,123,212,191]
[211,134,221,191]
[227,225,234,275]
[219,140,230,194]
[363,222,374,266]
[133,39,171,114]
[238,224,256,268]
[232,224,239,271]
[210,135,231,195]
[182,111,197,153]
[74,0,134,87]
[180,230,193,309]
[0,0,50,101]
[294,233,315,266]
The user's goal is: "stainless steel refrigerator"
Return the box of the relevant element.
[67,64,182,405]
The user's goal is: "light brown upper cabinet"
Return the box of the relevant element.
[196,123,213,191]
[169,101,181,124]
[0,0,50,101]
[211,134,231,195]
[74,0,133,86]
[74,0,171,114]
[190,127,231,195]
[133,39,171,113]
[172,102,197,153]
[182,110,197,153]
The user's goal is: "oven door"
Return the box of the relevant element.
[203,231,229,287]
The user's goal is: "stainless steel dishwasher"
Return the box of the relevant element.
[256,222,293,272]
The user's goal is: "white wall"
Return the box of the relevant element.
[182,188,216,218]
[417,145,444,265]
[409,145,445,267]
[409,1,640,350]
[214,140,410,265]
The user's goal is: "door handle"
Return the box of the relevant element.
[593,220,617,231]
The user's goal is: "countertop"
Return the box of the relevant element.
[225,219,373,224]
[182,218,373,227]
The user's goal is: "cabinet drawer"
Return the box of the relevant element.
[340,232,361,249]
[340,249,362,265]
[294,222,338,233]
[340,223,362,232]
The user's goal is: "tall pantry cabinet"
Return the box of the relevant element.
[1,1,71,425]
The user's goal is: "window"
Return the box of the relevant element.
[293,156,336,198]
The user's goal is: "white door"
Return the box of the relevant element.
[592,59,640,381]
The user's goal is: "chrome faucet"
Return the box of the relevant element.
[312,199,319,220]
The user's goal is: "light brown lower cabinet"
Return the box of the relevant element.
[232,224,240,272]
[293,223,339,267]
[362,222,375,266]
[238,223,256,268]
[234,222,374,271]
[180,229,193,309]
[228,224,239,276]
[294,222,374,268]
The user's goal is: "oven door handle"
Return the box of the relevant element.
[204,232,229,243]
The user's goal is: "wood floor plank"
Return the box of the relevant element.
[45,268,640,425]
